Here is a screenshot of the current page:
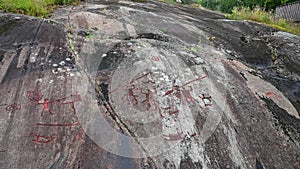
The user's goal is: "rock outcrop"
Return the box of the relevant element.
[0,0,299,168]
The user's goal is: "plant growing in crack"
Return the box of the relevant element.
[271,48,277,62]
[85,29,94,39]
[185,36,203,53]
[66,17,79,61]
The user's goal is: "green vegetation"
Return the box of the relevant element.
[177,0,300,13]
[0,0,81,17]
[227,7,300,36]
[130,0,148,2]
[162,0,300,36]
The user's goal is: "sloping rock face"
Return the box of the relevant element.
[0,0,300,169]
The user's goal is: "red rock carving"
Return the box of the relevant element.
[5,104,21,111]
[163,132,183,141]
[30,133,57,144]
[36,121,80,127]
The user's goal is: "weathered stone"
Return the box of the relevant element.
[0,0,299,169]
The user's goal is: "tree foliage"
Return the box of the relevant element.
[179,0,300,13]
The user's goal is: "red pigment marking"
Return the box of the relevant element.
[162,106,171,110]
[163,132,183,141]
[220,59,227,64]
[164,75,207,96]
[152,56,160,61]
[37,98,55,116]
[199,94,212,106]
[181,86,198,103]
[26,90,43,102]
[30,133,57,144]
[76,129,85,140]
[5,104,21,111]
[31,92,81,116]
[190,133,196,137]
[161,106,177,117]
[60,93,82,115]
[164,90,174,96]
[265,92,281,98]
[141,89,152,111]
[55,97,66,104]
[36,121,80,127]
[180,75,207,88]
[130,72,151,84]
[169,110,179,115]
[163,85,198,104]
[108,87,119,94]
[122,85,139,105]
[141,89,161,114]
[109,72,152,94]
[187,132,197,137]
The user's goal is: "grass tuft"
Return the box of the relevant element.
[227,7,300,36]
[0,0,81,17]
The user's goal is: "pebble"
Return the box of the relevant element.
[194,57,204,64]
[53,64,58,67]
[30,57,36,63]
[35,79,42,83]
[52,69,58,74]
[66,58,71,61]
[59,61,65,66]
[102,54,107,57]
[226,49,232,54]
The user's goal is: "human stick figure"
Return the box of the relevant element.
[37,98,55,116]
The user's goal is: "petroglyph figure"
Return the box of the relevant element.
[37,98,55,116]
[30,133,57,144]
[5,104,21,111]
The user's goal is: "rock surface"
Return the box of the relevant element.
[0,0,300,169]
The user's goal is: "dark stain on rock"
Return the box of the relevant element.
[261,97,300,143]
[117,156,137,169]
[239,71,247,81]
[0,16,18,34]
[125,33,170,42]
[141,159,155,169]
[179,156,200,169]
[222,61,247,83]
[97,42,132,71]
[0,50,5,62]
[255,159,264,169]
[99,83,109,102]
[262,71,300,115]
[163,159,176,169]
